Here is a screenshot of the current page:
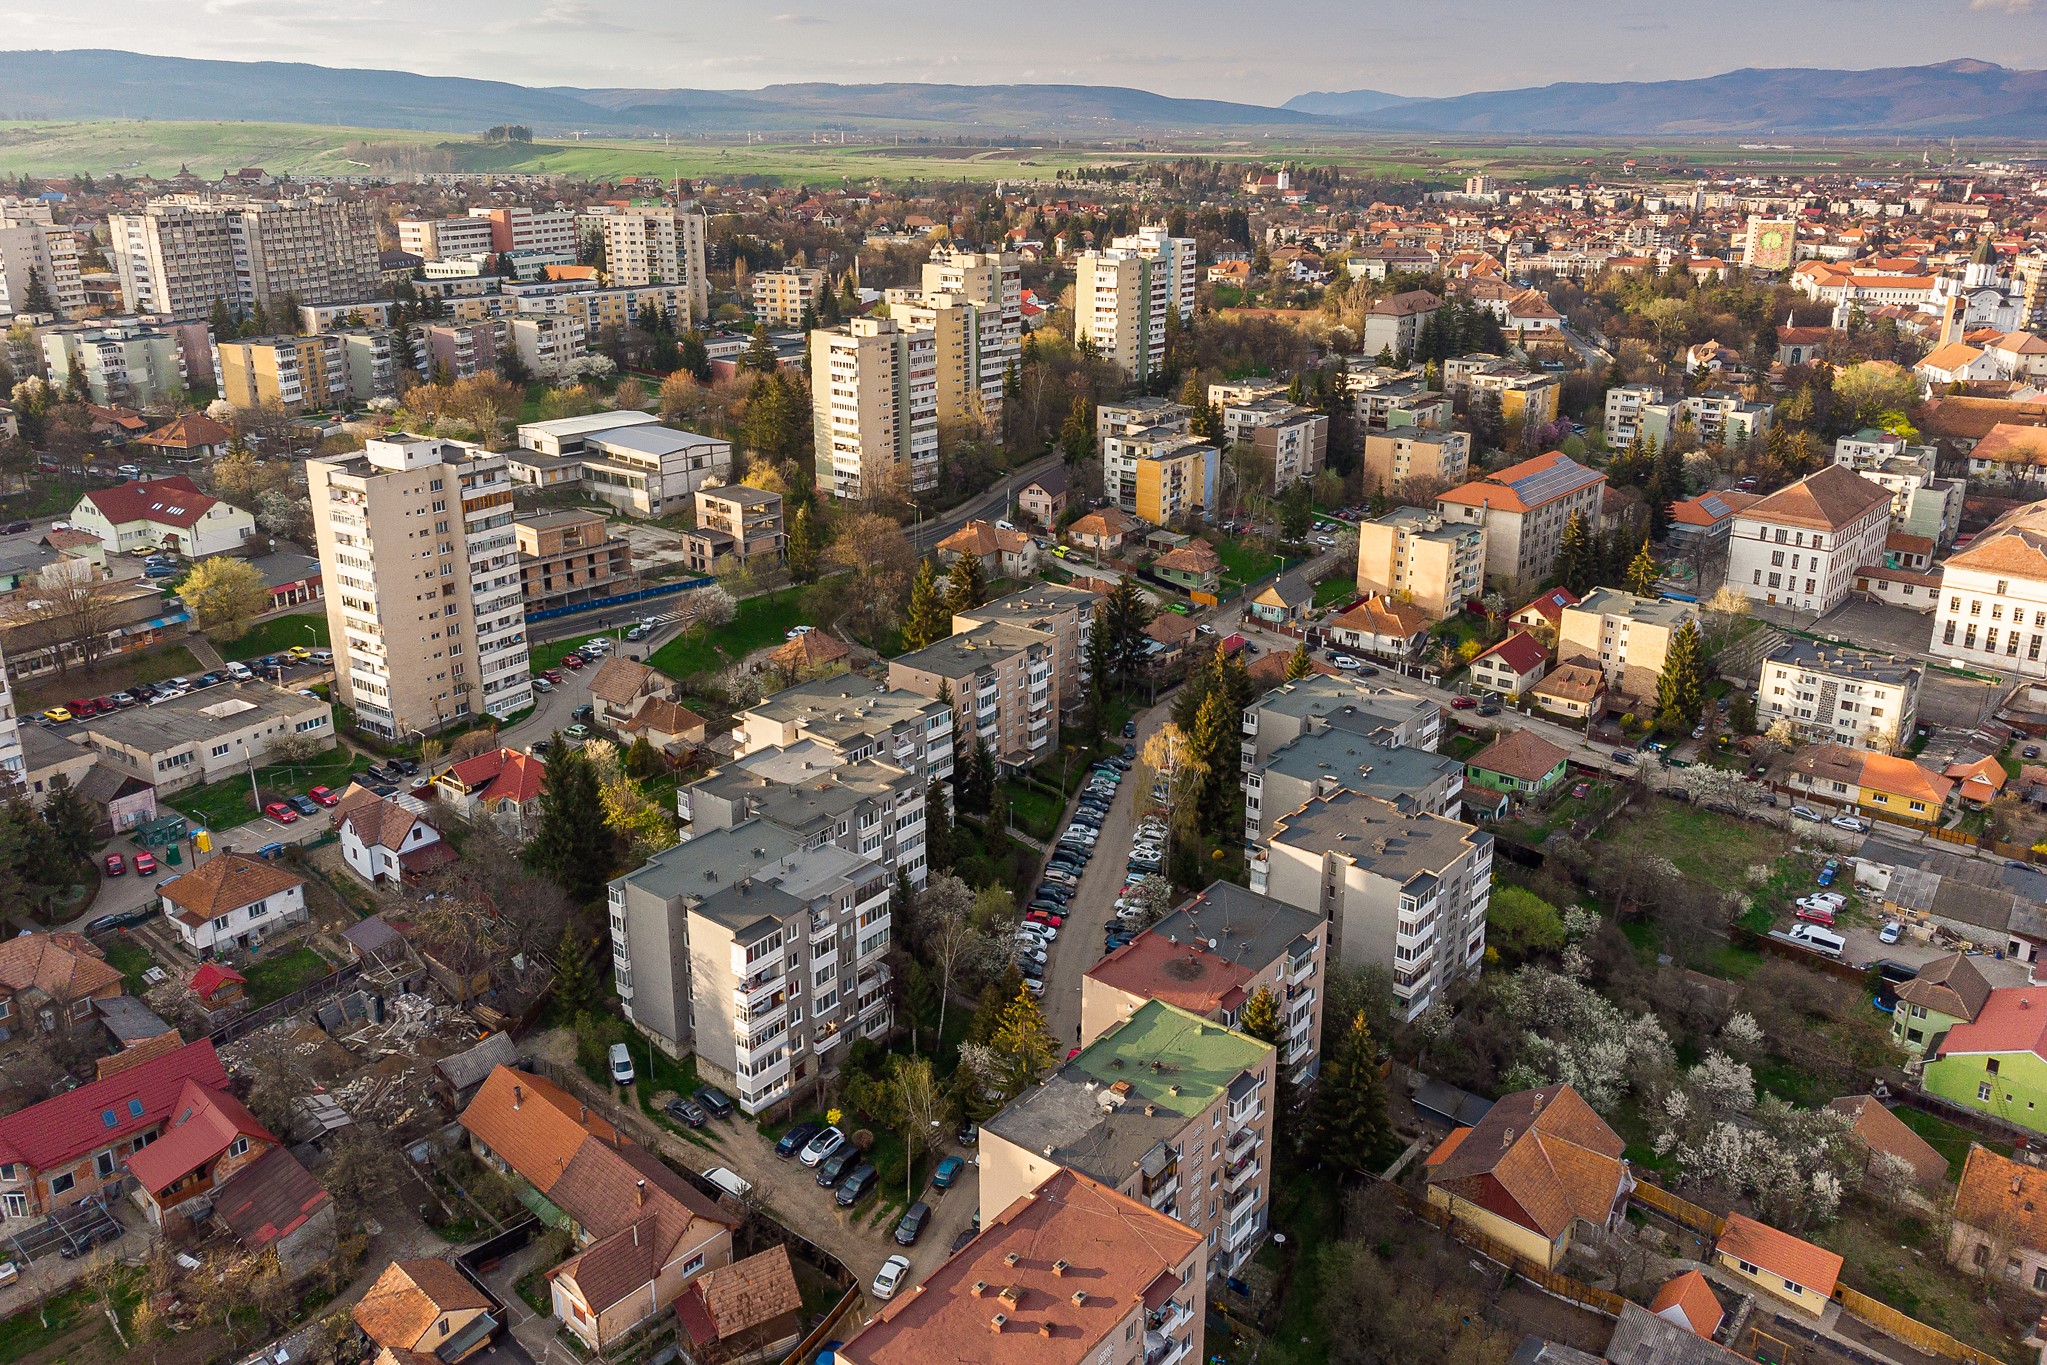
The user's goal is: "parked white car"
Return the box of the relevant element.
[872,1254,912,1300]
[1830,814,1871,833]
[1789,805,1823,823]
[799,1126,846,1167]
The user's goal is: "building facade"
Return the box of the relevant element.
[1075,249,1169,380]
[1728,466,1894,614]
[1757,639,1920,752]
[1436,451,1606,589]
[1354,507,1485,619]
[513,510,632,614]
[1932,499,2047,677]
[810,317,938,501]
[109,196,379,319]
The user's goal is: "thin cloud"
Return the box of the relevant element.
[772,12,827,23]
[1970,0,2034,11]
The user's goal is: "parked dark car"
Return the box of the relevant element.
[392,758,420,776]
[817,1143,866,1187]
[664,1097,708,1128]
[956,1120,978,1146]
[59,1221,122,1258]
[776,1121,822,1158]
[835,1163,879,1206]
[694,1085,734,1119]
[894,1200,931,1245]
[85,905,158,936]
[289,795,319,817]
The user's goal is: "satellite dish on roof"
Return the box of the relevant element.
[1207,938,1218,950]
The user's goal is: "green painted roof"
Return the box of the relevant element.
[1068,999,1273,1119]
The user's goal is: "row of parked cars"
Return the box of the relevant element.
[38,646,332,725]
[1019,751,1137,987]
[782,1117,977,1300]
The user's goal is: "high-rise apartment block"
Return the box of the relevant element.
[586,206,708,318]
[1099,397,1193,513]
[1075,248,1171,380]
[309,436,533,739]
[396,216,497,261]
[1111,224,1198,322]
[109,196,379,320]
[213,333,350,412]
[752,266,826,327]
[608,823,895,1113]
[40,322,188,406]
[922,245,1023,367]
[467,207,577,256]
[0,207,83,318]
[809,317,938,501]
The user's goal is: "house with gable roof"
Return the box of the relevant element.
[135,412,233,464]
[437,747,549,839]
[1920,981,2047,1136]
[124,1077,278,1225]
[158,852,308,955]
[1949,1143,2047,1294]
[672,1245,804,1365]
[1423,1082,1632,1269]
[340,797,455,886]
[0,932,124,1037]
[1467,630,1549,699]
[354,1259,500,1365]
[1713,1213,1842,1315]
[66,476,254,557]
[1726,465,1893,615]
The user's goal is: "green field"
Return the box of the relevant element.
[648,590,806,678]
[0,119,1983,187]
[241,946,332,1006]
[168,743,368,831]
[215,612,330,660]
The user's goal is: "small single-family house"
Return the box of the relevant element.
[1826,1095,1949,1188]
[672,1245,805,1365]
[0,932,124,1037]
[1530,660,1607,721]
[1465,729,1571,805]
[587,657,670,730]
[439,748,549,839]
[1713,1213,1843,1315]
[1648,1270,1724,1340]
[1891,952,1993,1055]
[1467,631,1548,698]
[340,798,455,886]
[1329,594,1432,664]
[158,854,308,956]
[354,1259,500,1365]
[936,520,1040,580]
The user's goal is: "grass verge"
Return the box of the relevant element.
[649,591,807,679]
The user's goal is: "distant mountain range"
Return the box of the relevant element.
[1,50,2043,138]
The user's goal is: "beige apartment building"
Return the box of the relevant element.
[1084,882,1327,1088]
[1757,638,1920,753]
[1075,249,1170,380]
[981,999,1275,1278]
[213,334,349,412]
[0,210,83,318]
[921,245,1022,380]
[513,509,631,614]
[1437,450,1607,589]
[809,317,938,501]
[1252,791,1493,1021]
[109,196,379,319]
[733,676,955,784]
[884,290,1000,427]
[310,436,534,739]
[396,216,496,261]
[951,582,1097,724]
[686,484,784,570]
[1361,427,1471,497]
[1557,587,1699,701]
[888,623,1054,770]
[752,265,825,327]
[588,206,708,316]
[1355,506,1486,619]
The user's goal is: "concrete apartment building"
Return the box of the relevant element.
[752,266,825,327]
[1640,394,1774,448]
[1437,451,1607,589]
[679,748,929,886]
[1833,428,1965,546]
[1728,465,1893,614]
[607,823,895,1113]
[1220,401,1328,490]
[109,196,379,319]
[1758,638,1921,753]
[1361,290,1441,356]
[810,317,938,501]
[920,245,1023,392]
[1252,791,1493,1021]
[396,216,496,261]
[1932,500,2047,677]
[1075,248,1170,380]
[1354,506,1486,619]
[1099,397,1192,513]
[1131,437,1220,527]
[0,210,82,318]
[952,582,1098,723]
[74,681,333,794]
[1557,587,1700,701]
[1111,224,1198,322]
[588,206,708,317]
[1602,383,1665,446]
[1461,367,1562,428]
[507,313,585,378]
[512,412,731,518]
[0,637,21,786]
[414,320,502,382]
[39,323,186,406]
[979,999,1276,1278]
[1240,674,1443,773]
[1360,427,1470,498]
[883,289,1002,428]
[888,624,1055,771]
[213,333,349,412]
[734,676,955,784]
[685,484,784,571]
[310,435,534,738]
[1244,724,1465,843]
[468,206,577,256]
[837,1168,1205,1365]
[513,509,631,614]
[1084,882,1327,1087]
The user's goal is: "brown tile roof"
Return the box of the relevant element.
[1826,1096,1949,1187]
[588,656,661,707]
[1918,397,2047,443]
[1945,501,2047,578]
[1738,466,1891,532]
[1069,507,1137,539]
[1969,423,2047,468]
[676,1245,802,1344]
[1716,1213,1843,1295]
[0,932,121,1002]
[1425,1083,1627,1241]
[623,698,708,742]
[80,476,219,530]
[354,1260,493,1352]
[1895,952,1994,1021]
[158,853,306,921]
[939,520,1034,558]
[1955,1144,2047,1251]
[552,1143,736,1312]
[765,630,851,672]
[841,1168,1202,1365]
[211,1144,333,1253]
[458,1066,618,1196]
[1533,660,1606,705]
[341,798,431,853]
[97,1030,187,1080]
[1470,728,1570,784]
[1154,544,1220,574]
[137,412,233,451]
[1333,593,1430,639]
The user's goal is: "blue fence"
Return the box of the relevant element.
[525,575,717,624]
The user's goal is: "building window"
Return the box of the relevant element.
[683,1253,705,1276]
[50,1173,73,1194]
[1980,1082,1995,1101]
[227,1136,249,1158]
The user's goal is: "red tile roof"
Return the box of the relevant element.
[137,413,233,452]
[1438,451,1603,515]
[159,853,306,921]
[1472,630,1548,678]
[1512,587,1578,625]
[1935,986,2047,1062]
[1425,1084,1627,1241]
[0,1039,227,1172]
[1649,1270,1723,1339]
[1738,466,1891,532]
[80,476,219,530]
[125,1078,276,1196]
[1716,1213,1843,1296]
[1086,935,1256,1019]
[188,962,247,1003]
[211,1145,332,1252]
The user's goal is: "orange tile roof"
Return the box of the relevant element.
[1649,1270,1723,1339]
[159,853,306,922]
[1438,451,1603,515]
[1716,1213,1842,1296]
[1919,342,1986,373]
[1945,755,2008,802]
[1859,753,1953,806]
[0,932,121,1002]
[1825,1097,1948,1187]
[458,1066,617,1195]
[1470,727,1570,784]
[1969,423,2047,467]
[1738,466,1891,532]
[1425,1084,1627,1241]
[1945,501,2047,577]
[1954,1144,2047,1251]
[354,1260,494,1353]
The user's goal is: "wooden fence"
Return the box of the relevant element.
[1833,1287,2012,1365]
[1395,1186,1627,1319]
[1628,1181,1726,1238]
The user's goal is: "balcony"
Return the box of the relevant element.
[735,969,786,1009]
[810,919,838,948]
[1224,1155,1260,1193]
[1287,954,1315,985]
[1225,1124,1261,1162]
[1283,1037,1315,1068]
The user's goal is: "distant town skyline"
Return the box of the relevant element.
[10,1,2047,106]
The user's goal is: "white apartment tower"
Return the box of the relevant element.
[1111,224,1198,323]
[1075,248,1171,381]
[0,636,22,786]
[108,196,380,320]
[590,206,708,320]
[309,436,534,739]
[809,317,938,502]
[0,207,83,319]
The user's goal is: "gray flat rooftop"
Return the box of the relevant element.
[748,679,947,747]
[586,425,727,456]
[516,411,661,439]
[1270,791,1490,886]
[1151,883,1322,976]
[79,682,325,752]
[1255,675,1437,725]
[617,820,800,903]
[1263,728,1465,802]
[1766,637,1918,686]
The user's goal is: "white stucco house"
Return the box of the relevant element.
[339,797,454,885]
[157,853,308,955]
[67,476,255,557]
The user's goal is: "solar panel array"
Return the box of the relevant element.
[1504,455,1598,506]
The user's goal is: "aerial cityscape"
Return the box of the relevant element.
[1,18,2047,1365]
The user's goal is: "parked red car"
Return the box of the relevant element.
[542,669,565,683]
[66,698,96,717]
[103,853,125,876]
[1025,910,1064,928]
[561,653,587,669]
[134,851,157,875]
[263,801,299,823]
[308,785,339,807]
[1450,696,1477,710]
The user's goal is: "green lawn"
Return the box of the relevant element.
[215,612,329,659]
[1893,1105,2010,1171]
[1203,536,1284,588]
[240,945,332,1006]
[103,938,158,994]
[1001,780,1064,840]
[167,743,367,831]
[648,591,807,679]
[1600,798,1790,895]
[1312,575,1357,609]
[0,478,85,522]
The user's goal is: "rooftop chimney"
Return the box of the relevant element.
[1004,1253,1022,1268]
[512,1084,523,1110]
[989,1314,1008,1333]
[636,1179,647,1207]
[1052,1259,1070,1276]
[971,1280,990,1297]
[1038,1322,1056,1338]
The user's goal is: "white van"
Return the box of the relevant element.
[1787,923,1846,959]
[702,1166,752,1201]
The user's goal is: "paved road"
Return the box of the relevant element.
[908,454,1061,553]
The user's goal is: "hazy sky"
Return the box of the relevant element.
[13,0,2047,101]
